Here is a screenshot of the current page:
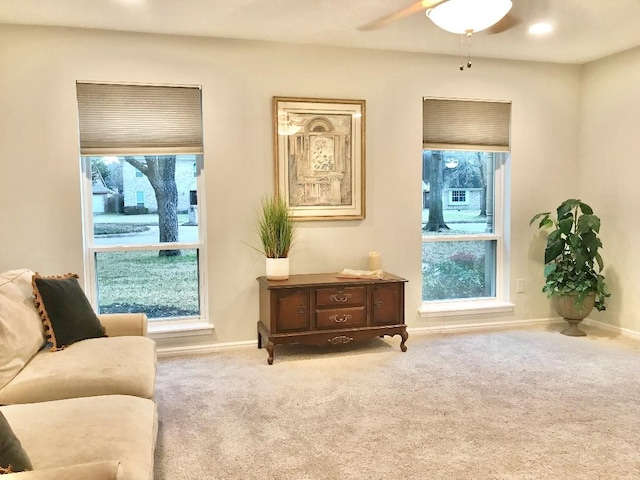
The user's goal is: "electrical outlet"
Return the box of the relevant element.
[516,278,525,293]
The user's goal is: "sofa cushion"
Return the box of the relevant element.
[31,273,106,351]
[0,336,156,404]
[0,411,33,473]
[0,396,156,480]
[0,461,124,479]
[0,270,46,391]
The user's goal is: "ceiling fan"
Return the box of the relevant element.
[358,0,519,36]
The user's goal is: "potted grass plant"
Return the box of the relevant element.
[529,198,610,336]
[257,195,295,280]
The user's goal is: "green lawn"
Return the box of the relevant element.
[95,249,200,318]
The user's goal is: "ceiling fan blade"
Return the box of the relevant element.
[357,0,446,31]
[485,12,521,34]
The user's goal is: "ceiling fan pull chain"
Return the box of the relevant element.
[459,31,473,71]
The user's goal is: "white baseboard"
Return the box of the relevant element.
[157,318,639,357]
[408,317,562,335]
[157,340,255,358]
[583,318,640,340]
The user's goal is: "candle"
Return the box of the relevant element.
[368,251,381,271]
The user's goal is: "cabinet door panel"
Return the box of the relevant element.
[371,283,400,325]
[275,289,310,332]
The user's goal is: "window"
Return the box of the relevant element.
[449,189,467,204]
[422,98,511,311]
[77,82,207,327]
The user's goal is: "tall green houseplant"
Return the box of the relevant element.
[530,199,610,313]
[257,195,295,259]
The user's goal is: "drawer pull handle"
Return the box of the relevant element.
[328,335,354,345]
[330,314,352,323]
[374,299,384,311]
[297,304,306,315]
[329,292,351,303]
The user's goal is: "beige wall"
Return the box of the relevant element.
[579,47,640,333]
[0,25,587,347]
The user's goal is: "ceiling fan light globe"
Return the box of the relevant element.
[426,0,513,34]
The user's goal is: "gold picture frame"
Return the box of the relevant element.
[273,96,366,221]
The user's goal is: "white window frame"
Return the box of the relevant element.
[420,152,513,318]
[80,155,212,334]
[449,189,468,205]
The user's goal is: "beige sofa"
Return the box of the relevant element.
[0,269,156,404]
[1,395,157,480]
[0,269,158,479]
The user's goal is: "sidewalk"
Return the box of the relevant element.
[94,225,199,246]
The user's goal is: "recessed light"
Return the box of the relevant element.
[528,22,553,35]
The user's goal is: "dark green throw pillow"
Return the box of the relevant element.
[0,411,33,473]
[32,273,107,351]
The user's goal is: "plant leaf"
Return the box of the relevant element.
[578,201,593,215]
[529,212,550,226]
[558,216,573,235]
[557,199,580,219]
[595,252,604,271]
[577,213,600,234]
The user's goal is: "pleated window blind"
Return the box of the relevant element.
[423,98,511,152]
[76,82,203,155]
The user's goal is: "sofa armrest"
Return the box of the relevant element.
[98,313,148,337]
[4,461,123,480]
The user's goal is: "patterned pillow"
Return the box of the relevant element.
[32,273,107,351]
[0,411,33,473]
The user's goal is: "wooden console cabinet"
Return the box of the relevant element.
[257,272,408,364]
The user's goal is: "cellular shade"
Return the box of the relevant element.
[423,98,511,152]
[76,82,203,155]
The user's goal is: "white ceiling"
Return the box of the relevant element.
[1,0,639,64]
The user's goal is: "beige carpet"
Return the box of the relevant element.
[154,325,640,479]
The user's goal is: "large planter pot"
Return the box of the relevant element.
[552,293,596,337]
[266,257,290,281]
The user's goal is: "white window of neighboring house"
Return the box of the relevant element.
[77,82,209,332]
[421,97,512,317]
[449,190,467,204]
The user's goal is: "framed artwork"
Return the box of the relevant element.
[273,96,366,221]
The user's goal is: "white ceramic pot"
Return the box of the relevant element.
[266,257,290,280]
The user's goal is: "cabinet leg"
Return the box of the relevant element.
[266,341,275,365]
[257,323,262,349]
[400,329,408,352]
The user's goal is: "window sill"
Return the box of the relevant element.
[148,320,214,339]
[419,300,515,319]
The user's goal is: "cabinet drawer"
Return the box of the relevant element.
[316,286,365,307]
[315,307,366,329]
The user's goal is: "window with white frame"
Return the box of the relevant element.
[449,189,467,204]
[77,82,207,324]
[422,98,511,306]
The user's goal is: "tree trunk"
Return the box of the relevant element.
[477,152,487,217]
[125,155,181,257]
[424,151,449,232]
